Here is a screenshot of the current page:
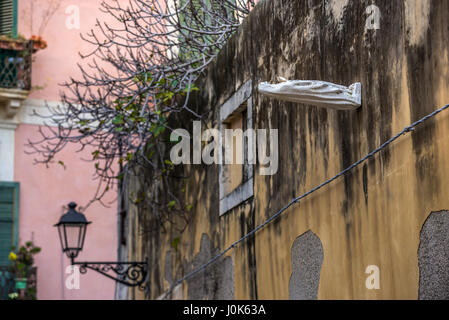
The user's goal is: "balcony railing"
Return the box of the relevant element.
[0,266,14,300]
[0,39,33,91]
[0,266,37,300]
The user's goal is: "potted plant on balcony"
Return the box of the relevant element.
[8,241,41,294]
[0,34,47,52]
[29,35,48,51]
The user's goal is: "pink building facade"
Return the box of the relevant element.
[0,0,118,299]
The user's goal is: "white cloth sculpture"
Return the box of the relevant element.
[258,77,362,110]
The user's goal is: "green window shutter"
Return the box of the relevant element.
[0,182,19,266]
[0,0,18,38]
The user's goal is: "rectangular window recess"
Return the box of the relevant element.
[219,80,254,216]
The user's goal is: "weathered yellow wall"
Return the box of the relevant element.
[125,0,449,300]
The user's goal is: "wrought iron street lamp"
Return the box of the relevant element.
[54,202,90,263]
[55,202,147,288]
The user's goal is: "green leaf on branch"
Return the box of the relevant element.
[167,200,176,209]
[92,150,100,159]
[182,84,199,93]
[170,237,181,251]
[112,115,124,125]
[58,160,66,169]
[153,125,165,137]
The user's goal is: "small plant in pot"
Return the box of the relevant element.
[9,241,41,291]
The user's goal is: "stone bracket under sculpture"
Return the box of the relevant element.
[258,77,362,111]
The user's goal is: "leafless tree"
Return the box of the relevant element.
[26,0,254,229]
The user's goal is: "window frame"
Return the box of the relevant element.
[0,181,20,266]
[219,80,253,216]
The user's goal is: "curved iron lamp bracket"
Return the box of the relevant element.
[73,260,148,290]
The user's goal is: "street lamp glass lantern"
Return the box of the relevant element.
[54,202,91,260]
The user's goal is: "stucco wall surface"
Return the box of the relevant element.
[126,0,449,300]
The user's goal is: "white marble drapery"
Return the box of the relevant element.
[258,78,362,111]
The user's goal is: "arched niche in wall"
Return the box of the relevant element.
[418,211,449,300]
[289,230,324,300]
[186,233,234,300]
